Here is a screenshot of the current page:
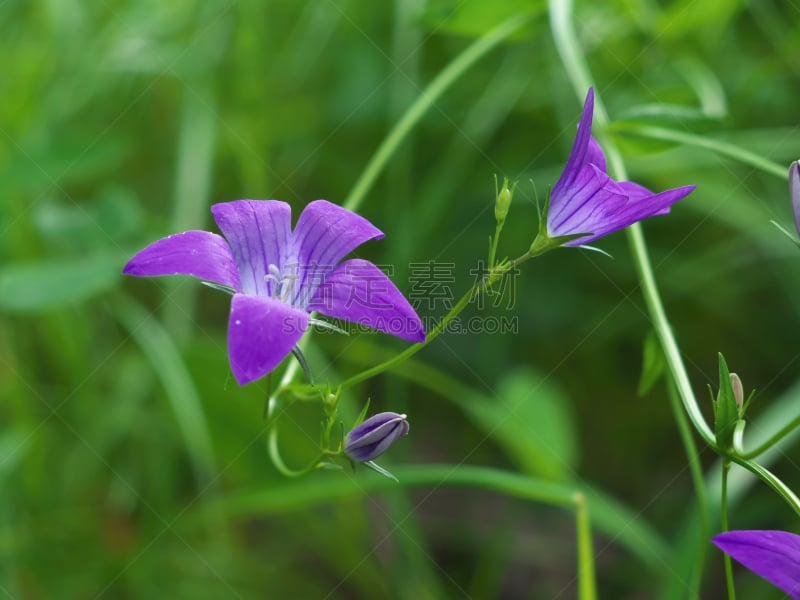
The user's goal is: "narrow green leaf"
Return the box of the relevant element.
[0,254,123,313]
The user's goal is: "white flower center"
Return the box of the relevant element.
[264,263,298,303]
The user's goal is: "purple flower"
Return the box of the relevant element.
[790,161,800,236]
[344,412,409,462]
[712,530,800,598]
[546,88,695,246]
[124,200,425,385]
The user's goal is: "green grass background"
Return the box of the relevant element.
[2,0,799,597]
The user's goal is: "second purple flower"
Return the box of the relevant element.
[124,200,425,385]
[546,88,696,246]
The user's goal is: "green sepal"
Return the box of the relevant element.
[309,317,350,335]
[201,280,237,295]
[363,460,399,482]
[352,397,371,429]
[769,220,800,249]
[713,353,738,450]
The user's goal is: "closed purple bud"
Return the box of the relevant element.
[344,412,409,462]
[790,161,800,237]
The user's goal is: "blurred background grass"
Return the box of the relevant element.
[2,0,800,597]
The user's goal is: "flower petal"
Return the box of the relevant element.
[586,135,607,172]
[712,530,800,599]
[552,165,695,245]
[307,259,425,343]
[227,293,309,385]
[549,164,623,237]
[291,200,384,306]
[123,230,241,290]
[552,88,595,196]
[211,200,293,297]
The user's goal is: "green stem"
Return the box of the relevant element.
[721,462,736,600]
[200,463,671,575]
[488,221,503,268]
[337,252,530,390]
[266,12,532,470]
[343,12,533,213]
[610,123,787,181]
[740,414,800,458]
[266,336,313,477]
[549,0,715,446]
[726,453,800,517]
[668,382,709,597]
[575,493,597,600]
[550,0,800,518]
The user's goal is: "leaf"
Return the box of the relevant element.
[0,253,124,313]
[462,368,577,480]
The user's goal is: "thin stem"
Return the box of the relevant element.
[610,123,787,181]
[488,213,504,268]
[668,382,709,597]
[740,414,800,458]
[549,0,715,446]
[337,252,530,390]
[266,11,532,470]
[266,336,310,477]
[575,493,597,600]
[343,12,533,213]
[721,462,736,600]
[549,0,800,519]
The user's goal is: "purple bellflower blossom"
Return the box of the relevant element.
[541,88,696,248]
[124,200,425,385]
[790,160,800,236]
[344,412,409,462]
[712,530,800,599]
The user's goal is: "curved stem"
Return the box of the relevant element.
[549,0,715,446]
[266,12,532,470]
[610,123,787,181]
[720,462,737,600]
[203,463,672,575]
[575,493,597,600]
[337,253,530,390]
[343,12,533,213]
[740,414,800,458]
[550,0,800,518]
[726,453,800,517]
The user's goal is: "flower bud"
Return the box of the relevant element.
[495,178,514,223]
[344,412,409,462]
[791,161,800,237]
[729,373,744,409]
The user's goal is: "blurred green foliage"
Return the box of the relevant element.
[2,0,800,597]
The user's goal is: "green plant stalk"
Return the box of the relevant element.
[611,123,787,181]
[668,382,709,597]
[575,493,597,600]
[337,252,530,391]
[488,220,504,269]
[197,463,672,574]
[740,414,800,458]
[343,12,533,213]
[721,462,736,600]
[549,0,715,444]
[550,0,800,519]
[266,13,532,473]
